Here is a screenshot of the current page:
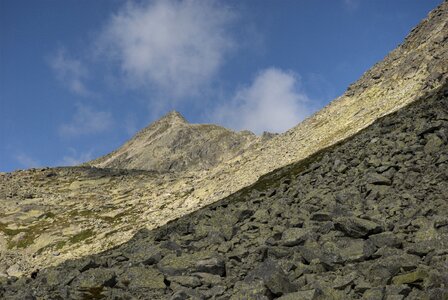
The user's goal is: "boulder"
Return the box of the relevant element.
[277,289,319,300]
[335,217,383,238]
[118,267,165,289]
[367,173,392,185]
[157,252,225,276]
[244,259,296,296]
[71,268,116,289]
[369,232,402,248]
[281,228,309,246]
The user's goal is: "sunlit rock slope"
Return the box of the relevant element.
[0,1,446,282]
[2,73,447,300]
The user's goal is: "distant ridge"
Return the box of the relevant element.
[86,110,261,172]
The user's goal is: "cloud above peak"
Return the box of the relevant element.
[214,68,312,135]
[49,49,94,97]
[59,104,114,137]
[14,153,41,169]
[98,0,236,98]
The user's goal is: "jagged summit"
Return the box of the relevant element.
[0,1,446,282]
[8,80,447,300]
[87,111,260,172]
[157,110,188,125]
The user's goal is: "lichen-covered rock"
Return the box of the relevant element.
[244,259,296,296]
[87,111,260,173]
[334,217,383,238]
[3,81,446,300]
[277,289,320,300]
[281,228,309,246]
[71,268,116,289]
[157,252,225,276]
[1,1,447,282]
[0,3,447,299]
[117,267,165,289]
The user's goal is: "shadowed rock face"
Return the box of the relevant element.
[86,111,261,173]
[2,82,446,299]
[0,0,447,290]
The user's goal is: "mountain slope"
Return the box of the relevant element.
[180,0,447,216]
[91,1,447,228]
[87,111,260,173]
[3,78,447,300]
[0,1,446,281]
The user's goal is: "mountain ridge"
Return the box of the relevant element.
[0,1,446,281]
[87,110,260,173]
[3,71,447,300]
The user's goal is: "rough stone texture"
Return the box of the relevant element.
[0,2,447,278]
[86,111,261,173]
[1,75,446,299]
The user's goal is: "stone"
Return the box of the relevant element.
[427,288,448,300]
[281,228,309,246]
[167,275,201,288]
[230,279,269,300]
[41,268,81,287]
[322,238,376,264]
[310,212,332,221]
[405,240,438,256]
[332,272,357,290]
[72,268,116,288]
[118,267,165,289]
[201,285,226,298]
[367,173,392,185]
[391,269,428,285]
[365,254,421,285]
[277,289,319,300]
[6,264,23,277]
[170,288,206,300]
[385,284,411,296]
[193,272,223,286]
[369,232,402,248]
[195,257,226,276]
[244,259,296,296]
[335,217,383,238]
[424,134,444,153]
[362,287,384,300]
[434,217,448,228]
[253,209,270,223]
[385,295,405,300]
[157,252,225,276]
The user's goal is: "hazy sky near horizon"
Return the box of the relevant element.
[0,0,442,172]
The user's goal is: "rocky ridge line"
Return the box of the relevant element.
[86,110,261,173]
[2,75,447,300]
[0,1,446,280]
[90,1,448,241]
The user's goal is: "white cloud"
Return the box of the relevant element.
[50,48,94,97]
[97,0,235,98]
[213,68,312,135]
[14,153,41,169]
[61,148,94,166]
[59,103,114,137]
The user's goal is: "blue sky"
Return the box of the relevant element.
[0,0,442,172]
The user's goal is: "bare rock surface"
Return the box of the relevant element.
[0,0,447,286]
[1,71,447,300]
[86,111,261,173]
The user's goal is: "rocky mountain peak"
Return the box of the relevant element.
[1,2,445,286]
[158,110,188,125]
[86,110,260,172]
